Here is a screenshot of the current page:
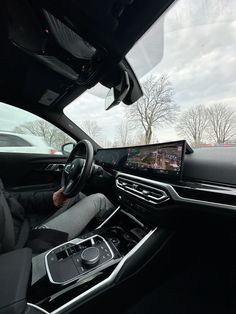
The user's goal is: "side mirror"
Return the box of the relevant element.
[61,142,76,156]
[105,71,130,111]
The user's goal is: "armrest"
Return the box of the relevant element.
[0,248,32,314]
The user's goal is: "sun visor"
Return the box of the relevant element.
[6,0,47,53]
[5,0,106,85]
[43,10,96,61]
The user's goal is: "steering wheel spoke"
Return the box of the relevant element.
[63,179,74,194]
[64,163,72,174]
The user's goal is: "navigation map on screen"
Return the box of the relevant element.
[124,142,184,177]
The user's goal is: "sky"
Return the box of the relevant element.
[0,103,38,131]
[2,0,236,147]
[63,0,236,146]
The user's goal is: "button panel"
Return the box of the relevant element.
[45,235,114,285]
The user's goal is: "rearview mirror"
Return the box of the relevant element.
[105,71,130,111]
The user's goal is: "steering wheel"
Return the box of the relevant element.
[61,140,94,197]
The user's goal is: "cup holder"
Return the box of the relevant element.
[106,226,138,253]
[107,226,126,236]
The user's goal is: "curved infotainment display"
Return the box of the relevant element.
[124,141,184,177]
[95,140,186,180]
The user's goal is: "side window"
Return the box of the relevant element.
[0,102,74,154]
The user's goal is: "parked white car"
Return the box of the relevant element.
[0,132,56,154]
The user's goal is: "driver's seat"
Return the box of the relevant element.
[0,182,68,255]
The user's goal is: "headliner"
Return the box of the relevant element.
[0,0,174,116]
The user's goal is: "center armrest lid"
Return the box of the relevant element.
[0,248,32,311]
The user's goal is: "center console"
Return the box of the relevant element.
[28,201,172,314]
[29,207,158,313]
[45,235,118,285]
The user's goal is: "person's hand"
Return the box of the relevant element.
[53,187,68,208]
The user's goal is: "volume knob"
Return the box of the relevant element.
[81,247,100,267]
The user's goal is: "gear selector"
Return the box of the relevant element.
[45,235,114,285]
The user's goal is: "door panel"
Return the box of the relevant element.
[0,152,68,191]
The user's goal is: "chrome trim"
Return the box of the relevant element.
[124,184,167,200]
[52,228,157,314]
[116,177,169,205]
[48,259,121,303]
[117,177,168,197]
[45,163,65,171]
[27,303,49,313]
[45,235,114,285]
[124,185,167,203]
[120,209,145,228]
[171,182,234,194]
[117,173,236,211]
[64,163,72,174]
[96,206,120,229]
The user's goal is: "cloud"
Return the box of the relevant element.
[64,90,127,141]
[0,102,39,131]
[64,0,236,145]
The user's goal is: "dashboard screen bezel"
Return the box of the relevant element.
[95,140,187,181]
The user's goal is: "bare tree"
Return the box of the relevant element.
[53,128,75,150]
[14,120,73,150]
[102,139,114,148]
[15,120,54,146]
[116,120,130,146]
[207,103,236,144]
[80,120,102,142]
[131,132,146,146]
[128,75,177,144]
[176,105,208,147]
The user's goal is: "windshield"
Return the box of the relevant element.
[65,0,236,148]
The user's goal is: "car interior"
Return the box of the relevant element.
[1,0,236,314]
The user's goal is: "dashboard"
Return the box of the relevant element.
[95,142,236,187]
[94,141,236,225]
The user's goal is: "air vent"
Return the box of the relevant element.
[116,176,169,205]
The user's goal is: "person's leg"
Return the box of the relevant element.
[39,192,86,225]
[40,193,114,239]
